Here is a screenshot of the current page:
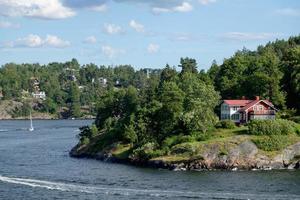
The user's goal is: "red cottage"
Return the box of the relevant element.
[220,96,278,124]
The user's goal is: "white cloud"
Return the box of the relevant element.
[89,4,107,12]
[84,36,97,44]
[173,2,193,12]
[129,20,145,33]
[0,21,20,29]
[152,1,193,14]
[101,45,125,58]
[4,34,70,48]
[147,43,159,53]
[172,34,192,41]
[152,7,171,14]
[44,35,70,48]
[275,8,300,17]
[222,32,281,41]
[199,0,216,5]
[0,0,75,20]
[103,23,124,35]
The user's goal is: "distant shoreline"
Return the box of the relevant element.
[0,117,95,120]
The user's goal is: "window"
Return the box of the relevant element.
[259,105,263,111]
[231,114,240,120]
[223,105,228,111]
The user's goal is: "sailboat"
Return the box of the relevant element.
[28,111,34,132]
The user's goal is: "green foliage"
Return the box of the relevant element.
[277,109,297,119]
[289,116,300,124]
[216,120,236,129]
[248,119,297,135]
[43,98,57,114]
[180,73,220,133]
[80,136,90,146]
[179,57,198,75]
[162,135,196,150]
[252,135,290,151]
[90,124,99,137]
[11,102,31,117]
[131,142,160,161]
[68,82,81,118]
[123,114,138,144]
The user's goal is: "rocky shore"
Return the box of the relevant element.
[69,138,300,171]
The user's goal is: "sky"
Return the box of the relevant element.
[0,0,299,70]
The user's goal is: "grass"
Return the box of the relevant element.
[111,144,132,159]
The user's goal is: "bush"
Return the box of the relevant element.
[80,136,90,145]
[191,131,211,141]
[162,134,196,149]
[252,135,289,151]
[248,119,297,135]
[215,120,236,129]
[289,116,300,124]
[130,142,160,161]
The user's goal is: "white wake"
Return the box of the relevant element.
[0,175,299,199]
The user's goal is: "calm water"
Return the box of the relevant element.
[0,120,299,200]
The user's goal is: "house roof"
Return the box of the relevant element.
[239,100,276,112]
[223,99,277,112]
[223,100,252,106]
[239,100,260,111]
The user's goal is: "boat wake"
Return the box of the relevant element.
[0,175,299,199]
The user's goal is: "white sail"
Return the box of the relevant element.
[29,111,34,131]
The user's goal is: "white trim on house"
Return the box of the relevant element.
[243,100,277,112]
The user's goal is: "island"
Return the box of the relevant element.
[70,36,300,170]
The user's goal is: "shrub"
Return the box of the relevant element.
[192,131,211,141]
[130,142,160,161]
[215,120,236,129]
[289,116,300,124]
[80,136,90,145]
[162,135,195,149]
[252,135,289,151]
[248,119,296,135]
[90,124,99,137]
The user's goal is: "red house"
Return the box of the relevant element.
[220,96,278,124]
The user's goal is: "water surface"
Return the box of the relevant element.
[0,120,299,200]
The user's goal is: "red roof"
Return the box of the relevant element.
[239,100,260,111]
[223,99,276,112]
[223,100,252,106]
[240,100,275,112]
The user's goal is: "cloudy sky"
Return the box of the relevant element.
[0,0,299,69]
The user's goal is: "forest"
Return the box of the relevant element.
[0,35,299,119]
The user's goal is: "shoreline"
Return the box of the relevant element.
[69,140,300,171]
[0,117,95,120]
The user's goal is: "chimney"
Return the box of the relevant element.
[255,96,260,100]
[242,96,246,100]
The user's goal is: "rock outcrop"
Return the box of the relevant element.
[70,138,300,171]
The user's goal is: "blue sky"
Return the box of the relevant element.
[0,0,299,70]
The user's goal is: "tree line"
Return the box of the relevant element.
[0,35,299,121]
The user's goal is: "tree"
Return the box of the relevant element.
[123,114,137,144]
[255,47,285,107]
[157,81,185,138]
[180,73,220,133]
[159,64,178,86]
[68,82,81,118]
[207,60,220,84]
[281,46,300,112]
[179,57,198,75]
